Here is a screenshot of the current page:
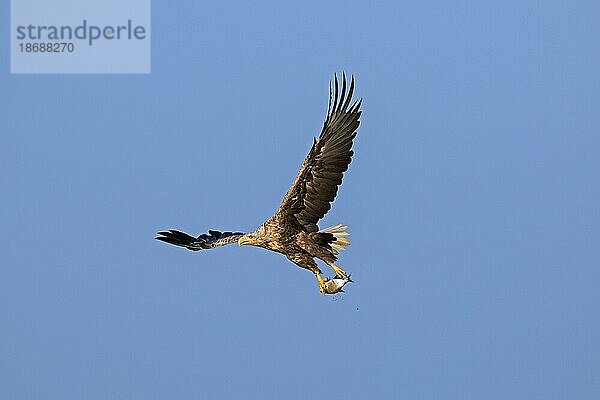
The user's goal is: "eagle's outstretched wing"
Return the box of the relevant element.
[275,73,362,232]
[155,229,245,251]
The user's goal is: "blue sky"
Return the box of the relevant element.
[1,1,599,399]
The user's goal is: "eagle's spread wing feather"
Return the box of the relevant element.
[155,229,245,251]
[276,73,362,232]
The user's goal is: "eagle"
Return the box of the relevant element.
[156,73,362,294]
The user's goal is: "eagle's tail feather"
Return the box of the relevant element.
[320,224,350,255]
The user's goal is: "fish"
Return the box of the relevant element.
[322,274,353,294]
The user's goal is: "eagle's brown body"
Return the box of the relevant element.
[157,74,361,294]
[257,217,337,274]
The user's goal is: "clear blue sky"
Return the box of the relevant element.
[1,1,599,399]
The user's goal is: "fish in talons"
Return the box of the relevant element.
[322,274,353,295]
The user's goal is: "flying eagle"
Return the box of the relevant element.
[156,73,362,294]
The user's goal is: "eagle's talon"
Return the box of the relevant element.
[330,264,348,279]
[316,273,328,294]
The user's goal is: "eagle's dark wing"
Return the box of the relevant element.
[155,229,245,251]
[275,73,362,232]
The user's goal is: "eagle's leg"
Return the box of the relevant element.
[315,272,327,294]
[327,262,348,279]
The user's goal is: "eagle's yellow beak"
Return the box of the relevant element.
[238,236,251,246]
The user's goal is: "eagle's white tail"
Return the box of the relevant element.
[320,224,350,255]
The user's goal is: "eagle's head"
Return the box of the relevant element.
[237,233,257,246]
[238,226,266,247]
